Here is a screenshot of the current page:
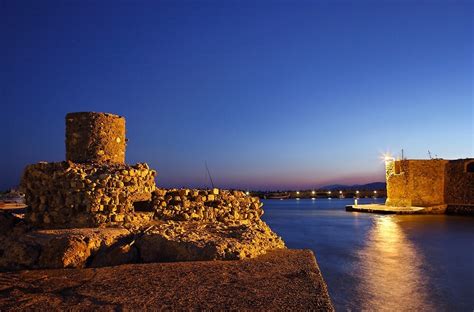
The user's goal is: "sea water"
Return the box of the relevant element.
[262,198,474,311]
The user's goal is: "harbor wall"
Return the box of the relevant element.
[385,160,447,207]
[385,158,474,214]
[385,160,412,207]
[444,159,474,205]
[445,159,474,215]
[409,160,447,207]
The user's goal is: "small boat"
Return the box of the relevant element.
[265,193,290,199]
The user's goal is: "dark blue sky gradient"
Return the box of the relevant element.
[1,0,473,190]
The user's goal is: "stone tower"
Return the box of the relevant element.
[20,112,156,228]
[66,112,126,164]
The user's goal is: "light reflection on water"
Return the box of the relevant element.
[262,198,474,311]
[354,216,434,311]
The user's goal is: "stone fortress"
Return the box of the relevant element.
[0,112,285,270]
[385,158,474,214]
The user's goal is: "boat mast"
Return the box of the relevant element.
[205,161,215,189]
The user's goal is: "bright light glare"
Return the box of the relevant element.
[382,152,395,163]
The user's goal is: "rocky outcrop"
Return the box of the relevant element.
[0,220,133,271]
[137,220,284,262]
[0,213,284,270]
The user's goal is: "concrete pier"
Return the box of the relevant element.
[0,249,334,311]
[346,204,447,214]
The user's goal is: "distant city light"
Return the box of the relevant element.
[296,191,300,195]
[339,190,343,194]
[311,190,315,195]
[328,191,331,194]
[374,190,377,194]
[356,190,360,194]
[245,191,250,195]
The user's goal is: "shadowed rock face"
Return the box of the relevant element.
[0,224,132,270]
[0,213,285,270]
[0,249,334,311]
[137,220,285,262]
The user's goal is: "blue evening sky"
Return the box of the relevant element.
[1,0,472,190]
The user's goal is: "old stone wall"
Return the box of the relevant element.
[150,189,263,223]
[66,112,126,164]
[444,159,474,206]
[20,161,156,228]
[385,160,412,207]
[386,160,447,207]
[409,160,447,206]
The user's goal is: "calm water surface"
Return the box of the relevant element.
[262,198,474,311]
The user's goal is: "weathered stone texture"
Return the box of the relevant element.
[137,220,285,262]
[386,158,474,213]
[0,250,334,311]
[444,159,474,205]
[385,160,412,207]
[0,219,134,271]
[386,159,447,207]
[66,112,126,164]
[0,213,285,270]
[151,188,263,222]
[20,161,156,228]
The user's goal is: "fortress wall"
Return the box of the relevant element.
[409,160,447,206]
[385,160,412,207]
[66,112,126,164]
[444,159,474,213]
[386,160,447,207]
[20,162,156,228]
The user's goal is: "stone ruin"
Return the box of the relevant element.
[21,112,156,228]
[0,112,285,271]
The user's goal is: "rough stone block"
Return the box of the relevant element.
[150,189,264,223]
[20,161,156,228]
[136,220,285,262]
